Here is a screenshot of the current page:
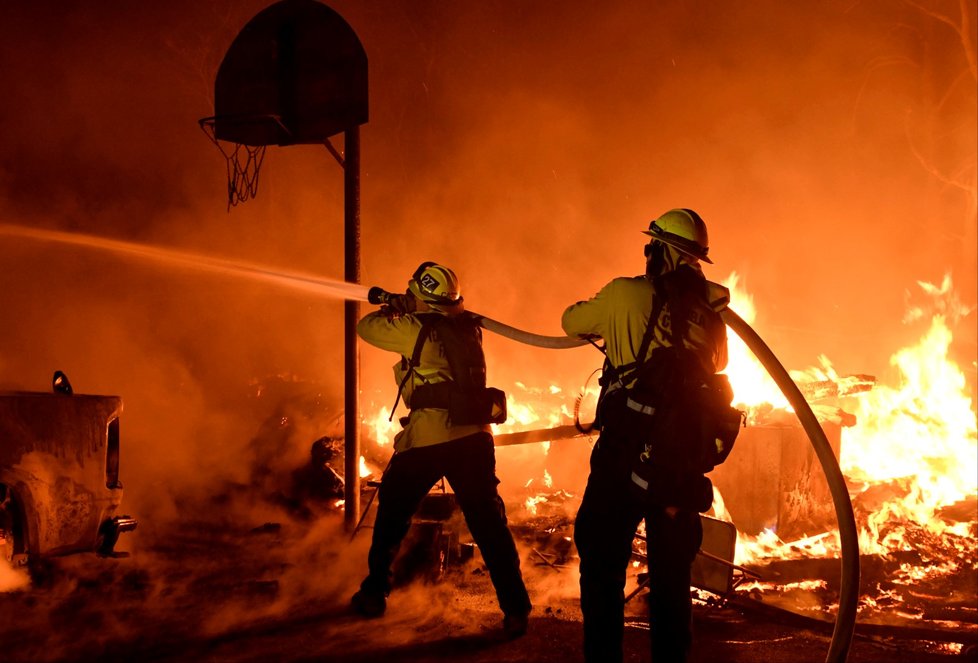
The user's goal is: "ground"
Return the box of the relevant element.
[1,509,973,663]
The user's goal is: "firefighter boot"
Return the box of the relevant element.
[503,611,529,639]
[351,587,387,618]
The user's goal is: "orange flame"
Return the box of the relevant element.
[722,272,790,413]
[726,274,976,565]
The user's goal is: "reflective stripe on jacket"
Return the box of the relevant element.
[357,311,490,452]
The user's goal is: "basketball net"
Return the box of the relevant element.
[200,119,267,210]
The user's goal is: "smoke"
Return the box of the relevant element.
[0,0,974,650]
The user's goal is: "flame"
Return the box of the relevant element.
[845,315,976,485]
[370,405,398,447]
[524,494,548,515]
[843,304,977,555]
[722,273,790,414]
[358,455,371,478]
[728,275,977,568]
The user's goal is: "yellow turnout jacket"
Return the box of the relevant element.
[561,273,730,382]
[357,311,490,452]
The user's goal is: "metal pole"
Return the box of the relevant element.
[343,126,361,531]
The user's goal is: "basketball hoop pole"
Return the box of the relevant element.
[343,126,361,531]
[201,0,369,532]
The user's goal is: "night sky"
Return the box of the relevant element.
[1,0,975,517]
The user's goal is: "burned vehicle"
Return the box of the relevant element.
[0,380,136,570]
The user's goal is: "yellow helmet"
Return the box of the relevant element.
[408,262,463,310]
[642,208,712,263]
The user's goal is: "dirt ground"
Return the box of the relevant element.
[1,509,974,663]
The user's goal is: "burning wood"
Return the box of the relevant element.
[797,374,876,402]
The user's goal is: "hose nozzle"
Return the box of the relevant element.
[367,286,393,305]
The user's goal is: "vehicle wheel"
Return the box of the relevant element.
[0,484,27,564]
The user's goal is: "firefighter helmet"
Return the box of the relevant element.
[643,208,712,263]
[408,262,463,310]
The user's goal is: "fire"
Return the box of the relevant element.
[370,405,398,447]
[524,494,548,515]
[498,383,565,434]
[844,310,977,554]
[722,273,791,414]
[358,455,371,478]
[724,274,976,569]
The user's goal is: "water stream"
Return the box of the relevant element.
[0,223,370,302]
[0,223,587,348]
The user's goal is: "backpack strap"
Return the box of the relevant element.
[637,290,666,369]
[388,316,436,420]
[608,287,666,387]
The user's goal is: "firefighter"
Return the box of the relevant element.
[350,262,532,639]
[561,209,729,663]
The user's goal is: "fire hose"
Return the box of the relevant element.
[467,307,859,663]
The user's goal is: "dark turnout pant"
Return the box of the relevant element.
[575,432,703,663]
[361,432,531,617]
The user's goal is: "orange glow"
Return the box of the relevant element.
[370,406,398,447]
[726,276,976,566]
[524,494,548,516]
[1,540,30,593]
[722,272,790,413]
[496,383,565,434]
[842,277,977,555]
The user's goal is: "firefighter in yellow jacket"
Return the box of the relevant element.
[351,261,531,639]
[562,209,729,663]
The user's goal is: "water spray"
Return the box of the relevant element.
[0,223,372,303]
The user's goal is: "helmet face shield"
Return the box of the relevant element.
[408,262,463,311]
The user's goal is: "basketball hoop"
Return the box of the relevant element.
[199,115,290,210]
[199,0,368,211]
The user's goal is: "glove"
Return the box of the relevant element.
[381,294,416,316]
